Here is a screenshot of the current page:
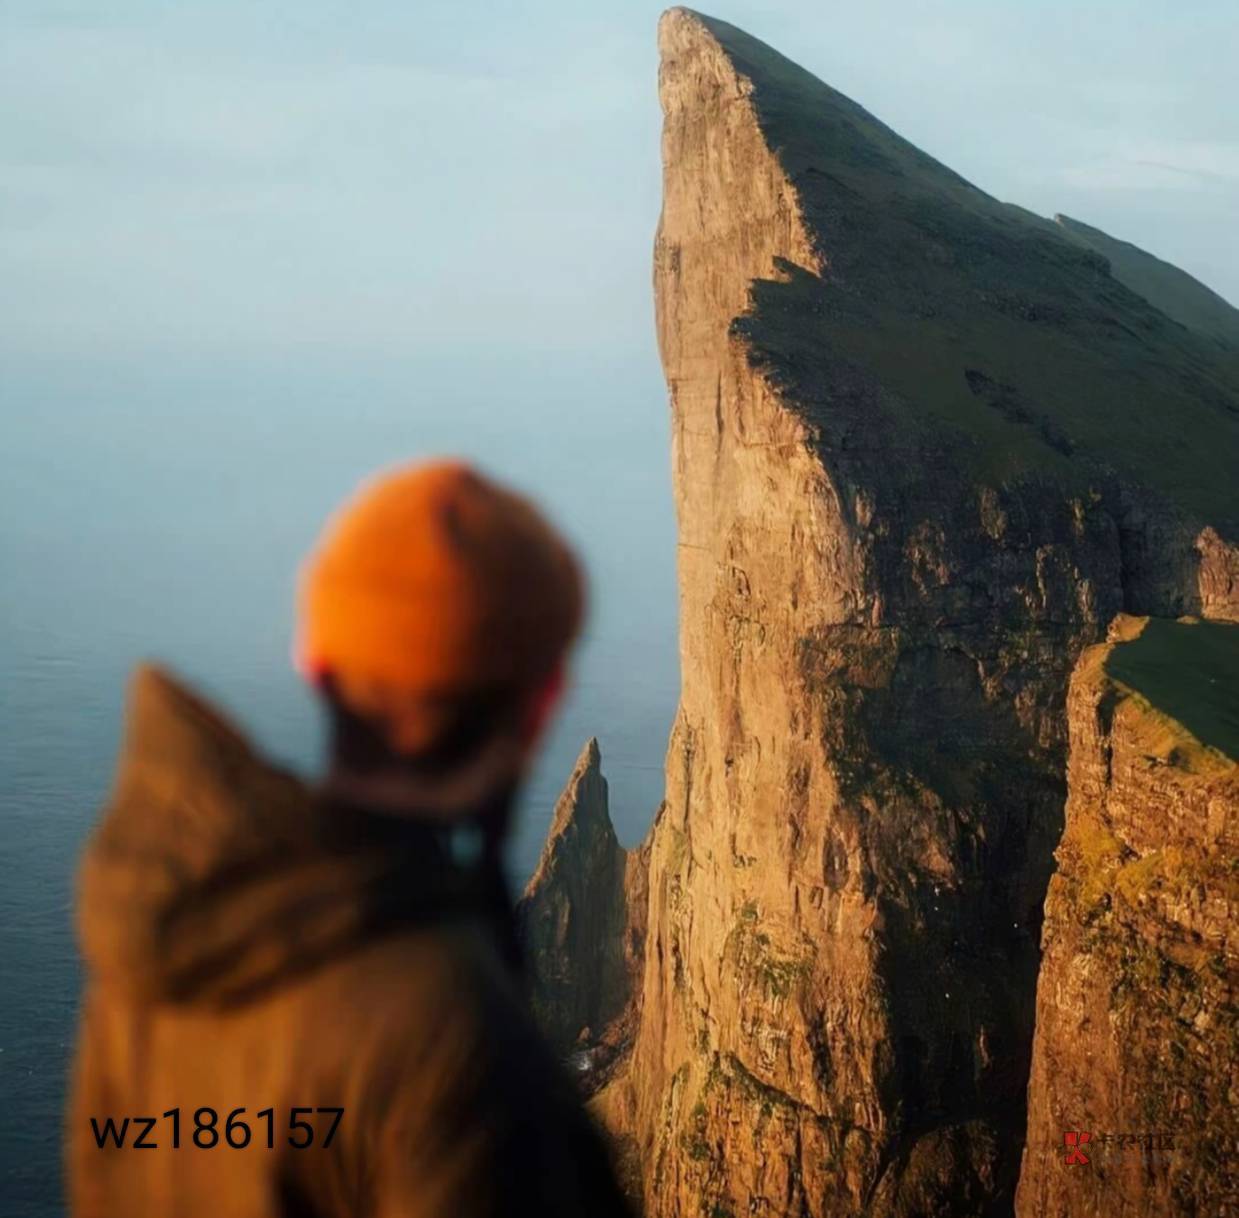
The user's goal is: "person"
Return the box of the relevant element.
[68,460,634,1218]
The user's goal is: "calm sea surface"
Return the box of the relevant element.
[0,350,679,1214]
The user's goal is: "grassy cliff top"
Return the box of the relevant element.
[1063,616,1237,920]
[1104,616,1239,762]
[680,9,1239,533]
[1055,214,1239,352]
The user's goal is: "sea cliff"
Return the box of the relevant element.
[523,10,1239,1215]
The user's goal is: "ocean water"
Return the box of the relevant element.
[0,350,679,1214]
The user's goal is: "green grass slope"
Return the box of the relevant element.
[687,9,1239,535]
[1055,214,1239,353]
[1105,617,1239,761]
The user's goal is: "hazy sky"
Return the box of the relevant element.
[3,0,1236,367]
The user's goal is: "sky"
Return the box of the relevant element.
[3,0,1237,368]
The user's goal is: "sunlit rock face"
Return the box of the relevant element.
[1017,616,1237,1218]
[523,9,1238,1216]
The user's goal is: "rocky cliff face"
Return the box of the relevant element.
[519,739,648,1065]
[523,10,1239,1217]
[1016,616,1237,1218]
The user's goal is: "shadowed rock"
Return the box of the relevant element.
[519,740,648,1073]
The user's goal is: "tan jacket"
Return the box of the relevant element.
[69,666,633,1218]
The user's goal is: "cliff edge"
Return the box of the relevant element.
[1017,617,1237,1217]
[523,9,1239,1216]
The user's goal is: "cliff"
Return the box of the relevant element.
[1016,616,1238,1217]
[522,9,1239,1216]
[519,740,648,1071]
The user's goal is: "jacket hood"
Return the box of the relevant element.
[78,665,495,1006]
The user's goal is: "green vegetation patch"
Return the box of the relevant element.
[1104,617,1239,761]
[1055,214,1239,350]
[1113,846,1239,912]
[724,909,814,1002]
[694,11,1239,532]
[1064,810,1126,911]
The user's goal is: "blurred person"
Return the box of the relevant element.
[68,460,634,1217]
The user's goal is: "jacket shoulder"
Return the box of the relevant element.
[117,663,267,782]
[102,661,308,844]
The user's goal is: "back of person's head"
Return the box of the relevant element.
[296,459,585,816]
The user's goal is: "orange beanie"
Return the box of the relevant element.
[297,460,585,705]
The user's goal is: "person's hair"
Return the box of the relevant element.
[319,672,525,779]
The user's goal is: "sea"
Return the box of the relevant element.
[0,349,680,1214]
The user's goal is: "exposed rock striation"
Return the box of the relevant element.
[523,9,1239,1217]
[1016,616,1238,1218]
